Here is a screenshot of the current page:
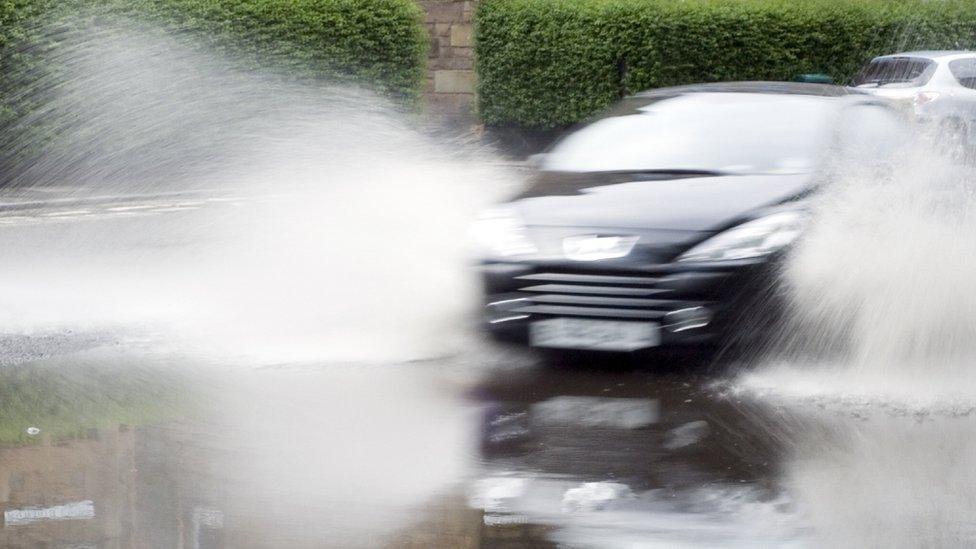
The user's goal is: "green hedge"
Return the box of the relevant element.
[107,0,429,100]
[0,0,428,118]
[476,0,976,129]
[0,0,427,179]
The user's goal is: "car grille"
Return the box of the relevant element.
[502,271,709,321]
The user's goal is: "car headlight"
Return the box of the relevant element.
[677,210,806,262]
[469,207,538,258]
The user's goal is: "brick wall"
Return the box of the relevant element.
[418,1,477,124]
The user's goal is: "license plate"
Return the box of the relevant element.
[529,318,660,352]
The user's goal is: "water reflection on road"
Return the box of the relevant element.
[469,361,798,548]
[1,347,975,547]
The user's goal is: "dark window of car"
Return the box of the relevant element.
[542,93,832,176]
[949,58,976,89]
[853,57,935,88]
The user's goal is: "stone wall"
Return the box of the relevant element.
[418,1,477,124]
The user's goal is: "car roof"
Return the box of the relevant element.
[604,82,878,121]
[632,81,860,99]
[874,50,975,61]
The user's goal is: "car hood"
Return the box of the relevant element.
[514,172,814,232]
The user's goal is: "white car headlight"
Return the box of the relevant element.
[469,207,538,258]
[677,210,806,262]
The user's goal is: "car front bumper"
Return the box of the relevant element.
[479,258,781,350]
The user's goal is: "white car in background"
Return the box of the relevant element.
[853,51,976,145]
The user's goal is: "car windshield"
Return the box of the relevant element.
[853,57,934,87]
[542,93,832,175]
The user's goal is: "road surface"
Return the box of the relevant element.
[0,195,971,548]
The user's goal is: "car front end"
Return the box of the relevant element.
[475,205,806,353]
[470,83,870,354]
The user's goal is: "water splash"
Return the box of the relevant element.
[0,18,504,544]
[0,18,518,364]
[736,126,976,405]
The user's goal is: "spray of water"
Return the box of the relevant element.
[726,104,976,547]
[0,18,518,364]
[0,18,520,544]
[736,130,976,405]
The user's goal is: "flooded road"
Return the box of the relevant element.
[0,345,749,548]
[0,185,972,548]
[3,320,974,548]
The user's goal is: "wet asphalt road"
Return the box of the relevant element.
[6,339,976,549]
[1,197,975,548]
[0,340,782,548]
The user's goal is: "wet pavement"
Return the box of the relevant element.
[1,199,975,548]
[0,345,774,549]
[2,339,974,548]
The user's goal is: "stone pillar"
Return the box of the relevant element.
[418,1,477,125]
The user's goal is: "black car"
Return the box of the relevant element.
[473,82,907,354]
